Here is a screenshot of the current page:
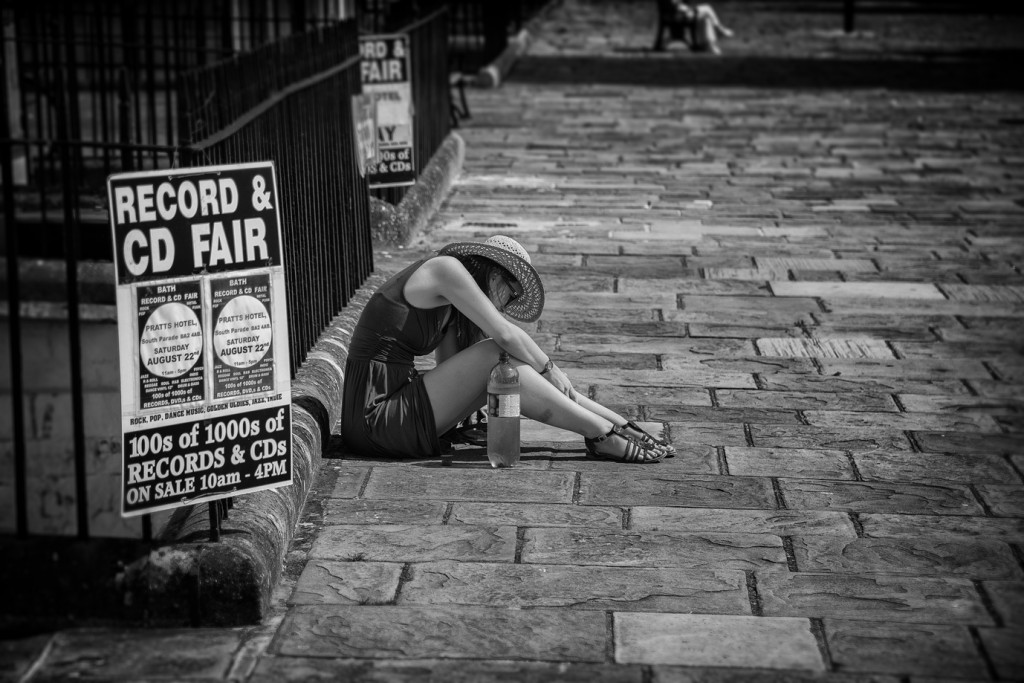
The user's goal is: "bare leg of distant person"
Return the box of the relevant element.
[691,4,732,54]
[698,4,733,37]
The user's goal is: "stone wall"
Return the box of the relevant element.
[1,268,171,538]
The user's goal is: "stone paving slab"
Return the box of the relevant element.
[724,447,856,480]
[817,298,1024,319]
[663,422,749,448]
[679,295,820,316]
[913,431,1022,456]
[817,358,994,380]
[522,527,788,572]
[715,389,897,413]
[272,605,608,662]
[326,466,370,498]
[689,323,805,340]
[823,620,989,679]
[853,452,1019,486]
[801,410,1000,433]
[805,325,937,343]
[309,525,516,563]
[322,499,447,525]
[660,355,819,376]
[644,405,805,425]
[790,536,1024,580]
[566,368,759,390]
[756,374,972,397]
[756,338,896,360]
[615,613,823,670]
[448,501,623,528]
[897,393,1024,414]
[629,507,857,538]
[250,658,646,683]
[748,425,913,454]
[663,308,817,328]
[398,561,751,613]
[578,472,776,509]
[858,513,1024,543]
[558,336,757,358]
[779,479,983,516]
[591,385,714,406]
[360,466,575,503]
[290,561,402,606]
[771,282,945,300]
[755,573,993,625]
[974,484,1024,517]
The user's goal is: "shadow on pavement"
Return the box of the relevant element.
[509,53,1024,91]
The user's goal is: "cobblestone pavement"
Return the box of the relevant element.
[7,1,1024,681]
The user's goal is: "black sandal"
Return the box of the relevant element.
[585,425,664,464]
[623,420,676,457]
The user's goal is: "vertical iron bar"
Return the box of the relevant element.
[1,30,29,538]
[56,18,90,538]
[162,5,175,163]
[118,2,134,171]
[844,0,855,33]
[118,69,133,171]
[144,4,157,164]
[97,8,112,173]
[208,501,221,541]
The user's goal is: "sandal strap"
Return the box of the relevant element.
[586,425,663,463]
[625,420,676,456]
[626,420,664,446]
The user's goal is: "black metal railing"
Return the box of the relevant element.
[2,0,346,261]
[178,20,374,376]
[1,2,373,541]
[370,6,452,206]
[357,1,550,74]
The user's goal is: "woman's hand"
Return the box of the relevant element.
[544,363,578,402]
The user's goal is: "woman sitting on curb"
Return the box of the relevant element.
[657,1,735,55]
[340,236,675,463]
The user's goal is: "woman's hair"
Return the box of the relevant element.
[448,254,514,350]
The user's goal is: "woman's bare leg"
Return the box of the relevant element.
[696,4,733,37]
[424,339,612,439]
[694,15,720,53]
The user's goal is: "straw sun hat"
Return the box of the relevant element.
[438,235,545,322]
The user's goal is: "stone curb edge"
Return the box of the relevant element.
[121,132,465,627]
[475,28,532,89]
[472,0,562,89]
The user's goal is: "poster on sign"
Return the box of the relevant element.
[359,33,414,188]
[107,162,292,517]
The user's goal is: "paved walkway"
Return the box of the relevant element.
[6,1,1024,681]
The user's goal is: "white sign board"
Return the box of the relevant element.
[107,162,292,517]
[360,33,415,188]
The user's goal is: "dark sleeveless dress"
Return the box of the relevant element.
[341,259,452,458]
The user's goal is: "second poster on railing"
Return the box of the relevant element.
[360,33,415,189]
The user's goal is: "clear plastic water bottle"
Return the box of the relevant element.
[486,351,521,468]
